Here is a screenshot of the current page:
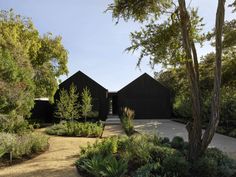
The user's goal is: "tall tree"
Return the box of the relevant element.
[107,0,226,160]
[81,87,92,122]
[54,84,80,122]
[0,10,68,117]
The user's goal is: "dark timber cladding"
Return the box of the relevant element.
[54,71,108,120]
[117,73,171,119]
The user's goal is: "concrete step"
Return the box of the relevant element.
[105,115,121,125]
[107,115,119,119]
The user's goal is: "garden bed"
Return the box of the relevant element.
[0,132,49,167]
[45,121,104,138]
[75,135,236,177]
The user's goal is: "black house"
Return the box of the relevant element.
[116,73,171,119]
[54,71,108,120]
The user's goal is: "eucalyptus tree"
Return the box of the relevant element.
[107,0,226,161]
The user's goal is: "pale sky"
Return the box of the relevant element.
[0,0,235,91]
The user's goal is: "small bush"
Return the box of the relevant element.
[162,153,189,177]
[122,135,153,165]
[0,132,49,160]
[0,114,33,134]
[46,121,103,137]
[192,148,236,177]
[120,107,135,136]
[134,163,161,177]
[149,145,177,163]
[171,136,186,151]
[76,154,127,177]
[229,129,236,137]
[205,148,236,177]
[160,137,170,145]
[192,156,218,177]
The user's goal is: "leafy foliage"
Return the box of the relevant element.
[120,107,135,136]
[45,121,103,137]
[76,135,236,177]
[156,50,236,133]
[81,87,93,121]
[0,113,33,134]
[107,0,172,22]
[0,9,68,117]
[107,0,228,159]
[77,154,127,177]
[54,84,80,121]
[0,132,48,160]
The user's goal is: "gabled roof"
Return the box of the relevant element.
[59,70,108,91]
[118,73,169,93]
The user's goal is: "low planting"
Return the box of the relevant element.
[76,135,236,177]
[120,107,135,136]
[46,121,103,137]
[0,132,49,165]
[0,114,49,166]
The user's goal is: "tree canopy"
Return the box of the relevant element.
[0,9,68,117]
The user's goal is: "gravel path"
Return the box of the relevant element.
[134,119,236,159]
[0,130,97,177]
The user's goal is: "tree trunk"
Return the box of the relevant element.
[178,0,202,161]
[201,0,225,152]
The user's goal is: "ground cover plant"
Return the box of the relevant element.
[0,114,49,166]
[46,121,103,137]
[75,135,236,177]
[0,132,49,165]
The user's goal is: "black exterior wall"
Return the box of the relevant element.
[117,73,172,119]
[30,100,54,123]
[54,71,109,120]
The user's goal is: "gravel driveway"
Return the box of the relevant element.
[0,130,97,177]
[134,119,236,159]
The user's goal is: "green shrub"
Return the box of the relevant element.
[205,148,236,177]
[149,145,177,163]
[45,121,103,137]
[120,107,135,136]
[75,135,236,177]
[216,126,227,134]
[0,114,33,134]
[0,132,49,159]
[134,163,161,177]
[162,153,189,177]
[192,156,218,177]
[171,136,185,150]
[160,137,170,145]
[122,135,153,165]
[76,154,127,177]
[192,148,236,177]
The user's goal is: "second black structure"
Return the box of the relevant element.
[115,73,171,119]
